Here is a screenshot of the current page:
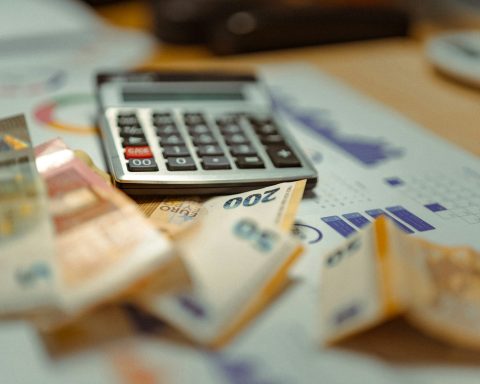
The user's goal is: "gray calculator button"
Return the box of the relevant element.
[225,133,249,145]
[166,156,196,171]
[192,133,217,145]
[127,158,158,172]
[236,155,265,169]
[188,124,210,135]
[122,136,148,147]
[159,134,185,146]
[163,145,190,157]
[230,144,257,156]
[197,145,224,156]
[202,156,231,170]
[156,125,178,136]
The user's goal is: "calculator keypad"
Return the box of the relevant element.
[116,110,303,174]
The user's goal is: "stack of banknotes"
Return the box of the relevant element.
[0,115,305,347]
[2,114,479,351]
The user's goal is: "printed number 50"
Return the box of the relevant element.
[223,188,280,209]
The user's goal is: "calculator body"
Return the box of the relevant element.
[96,71,317,195]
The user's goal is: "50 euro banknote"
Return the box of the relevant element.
[319,215,480,350]
[25,138,189,329]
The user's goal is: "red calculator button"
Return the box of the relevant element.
[124,146,153,159]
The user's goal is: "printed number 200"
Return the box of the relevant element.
[223,188,280,210]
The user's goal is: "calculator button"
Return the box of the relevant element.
[117,114,139,127]
[152,112,174,126]
[216,115,239,126]
[219,124,243,135]
[163,145,190,157]
[159,134,185,146]
[119,125,144,137]
[261,134,284,145]
[230,144,257,156]
[192,133,217,146]
[249,116,273,127]
[122,136,148,147]
[236,156,265,169]
[166,157,197,171]
[124,146,153,159]
[197,145,224,156]
[202,156,231,170]
[155,125,178,136]
[254,124,277,135]
[187,124,210,135]
[183,113,205,125]
[267,145,301,167]
[225,133,249,145]
[127,158,158,172]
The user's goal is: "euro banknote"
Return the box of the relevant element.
[143,180,306,237]
[318,216,480,350]
[139,210,304,347]
[0,115,58,316]
[32,139,188,328]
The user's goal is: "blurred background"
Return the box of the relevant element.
[82,0,480,55]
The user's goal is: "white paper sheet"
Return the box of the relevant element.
[1,63,479,384]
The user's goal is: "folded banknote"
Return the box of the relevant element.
[319,216,480,350]
[0,115,58,316]
[138,180,306,346]
[30,138,188,328]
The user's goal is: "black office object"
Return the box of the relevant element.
[151,0,410,55]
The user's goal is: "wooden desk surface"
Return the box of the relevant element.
[96,1,479,156]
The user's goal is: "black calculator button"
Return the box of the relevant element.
[163,145,190,157]
[117,115,139,127]
[159,134,185,146]
[202,156,231,170]
[230,144,257,156]
[192,133,217,146]
[236,156,265,169]
[218,124,242,135]
[187,124,210,135]
[156,125,178,136]
[249,116,273,127]
[184,113,205,125]
[267,145,301,168]
[261,134,284,145]
[166,157,196,171]
[122,136,148,147]
[152,112,174,126]
[127,158,158,172]
[225,133,249,145]
[197,145,224,156]
[254,124,277,136]
[216,115,239,126]
[119,125,144,137]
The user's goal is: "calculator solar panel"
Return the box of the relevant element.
[96,71,317,195]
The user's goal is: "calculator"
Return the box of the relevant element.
[96,71,317,195]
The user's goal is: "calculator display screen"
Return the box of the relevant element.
[122,90,245,102]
